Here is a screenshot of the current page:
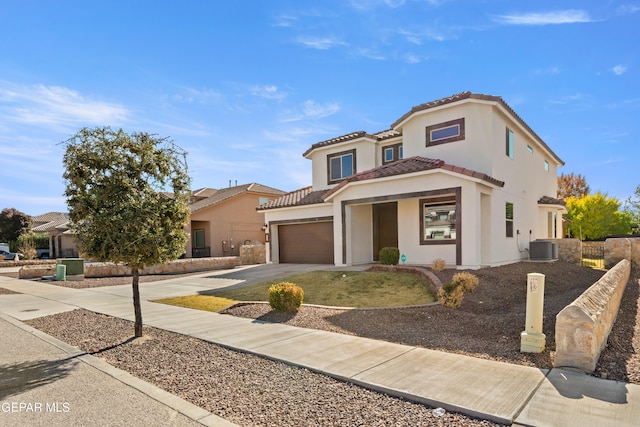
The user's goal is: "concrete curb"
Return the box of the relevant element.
[0,312,237,427]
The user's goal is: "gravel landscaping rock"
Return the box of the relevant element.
[25,310,502,426]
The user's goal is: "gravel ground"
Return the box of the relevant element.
[9,261,640,426]
[25,310,501,427]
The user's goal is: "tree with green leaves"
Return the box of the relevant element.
[0,208,31,244]
[62,127,191,337]
[624,185,640,235]
[557,172,590,199]
[565,192,632,240]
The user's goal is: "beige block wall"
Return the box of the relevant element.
[554,259,631,373]
[549,238,581,264]
[604,237,640,268]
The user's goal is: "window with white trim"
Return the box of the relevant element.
[382,143,403,164]
[327,149,356,184]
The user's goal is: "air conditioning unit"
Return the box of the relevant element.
[529,240,558,261]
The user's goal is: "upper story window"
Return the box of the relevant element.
[544,160,549,171]
[426,118,465,147]
[382,143,403,165]
[327,149,356,184]
[506,202,514,238]
[506,128,514,158]
[258,196,270,205]
[527,145,533,153]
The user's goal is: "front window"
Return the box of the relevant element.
[421,196,457,243]
[506,202,514,238]
[426,118,465,147]
[382,143,403,164]
[327,149,356,184]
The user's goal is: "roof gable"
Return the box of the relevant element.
[190,183,285,213]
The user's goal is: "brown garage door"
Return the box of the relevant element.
[279,222,334,264]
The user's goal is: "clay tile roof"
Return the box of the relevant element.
[323,156,504,200]
[258,186,327,210]
[190,183,285,213]
[538,196,566,207]
[302,131,373,157]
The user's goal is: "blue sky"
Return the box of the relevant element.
[1,1,638,215]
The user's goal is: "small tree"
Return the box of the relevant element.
[557,173,590,199]
[565,193,632,240]
[624,185,640,235]
[62,127,191,337]
[0,208,32,243]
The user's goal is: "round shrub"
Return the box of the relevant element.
[437,282,464,309]
[268,282,304,313]
[431,258,446,272]
[379,247,400,265]
[453,272,479,293]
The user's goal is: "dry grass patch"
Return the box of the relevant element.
[153,295,237,312]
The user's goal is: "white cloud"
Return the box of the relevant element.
[532,66,561,76]
[612,65,628,75]
[0,83,129,130]
[279,100,341,123]
[249,85,287,100]
[169,86,221,104]
[303,100,340,118]
[398,28,448,44]
[356,48,387,60]
[273,14,298,27]
[617,5,640,15]
[296,36,347,50]
[403,53,422,64]
[493,10,592,25]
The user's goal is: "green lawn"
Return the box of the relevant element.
[154,270,436,312]
[207,270,435,308]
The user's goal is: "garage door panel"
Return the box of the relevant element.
[279,222,334,264]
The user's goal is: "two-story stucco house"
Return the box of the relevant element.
[259,92,566,268]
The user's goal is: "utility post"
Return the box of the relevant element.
[520,273,546,353]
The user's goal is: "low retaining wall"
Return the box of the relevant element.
[554,259,631,373]
[19,257,241,279]
[548,238,581,264]
[605,237,640,268]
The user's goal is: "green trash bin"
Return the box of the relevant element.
[56,264,66,281]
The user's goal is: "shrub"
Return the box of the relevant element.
[268,282,304,313]
[379,247,400,265]
[431,258,446,272]
[453,272,479,293]
[437,282,464,308]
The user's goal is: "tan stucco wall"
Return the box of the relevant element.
[188,192,272,258]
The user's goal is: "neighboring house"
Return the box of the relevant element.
[31,212,78,258]
[259,92,566,268]
[186,183,285,258]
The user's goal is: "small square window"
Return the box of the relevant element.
[527,145,533,153]
[381,143,403,165]
[384,147,394,162]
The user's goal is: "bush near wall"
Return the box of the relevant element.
[268,282,304,313]
[379,247,400,265]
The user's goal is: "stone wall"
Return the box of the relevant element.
[240,244,266,265]
[548,238,581,264]
[19,256,241,279]
[554,259,631,373]
[605,237,640,268]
